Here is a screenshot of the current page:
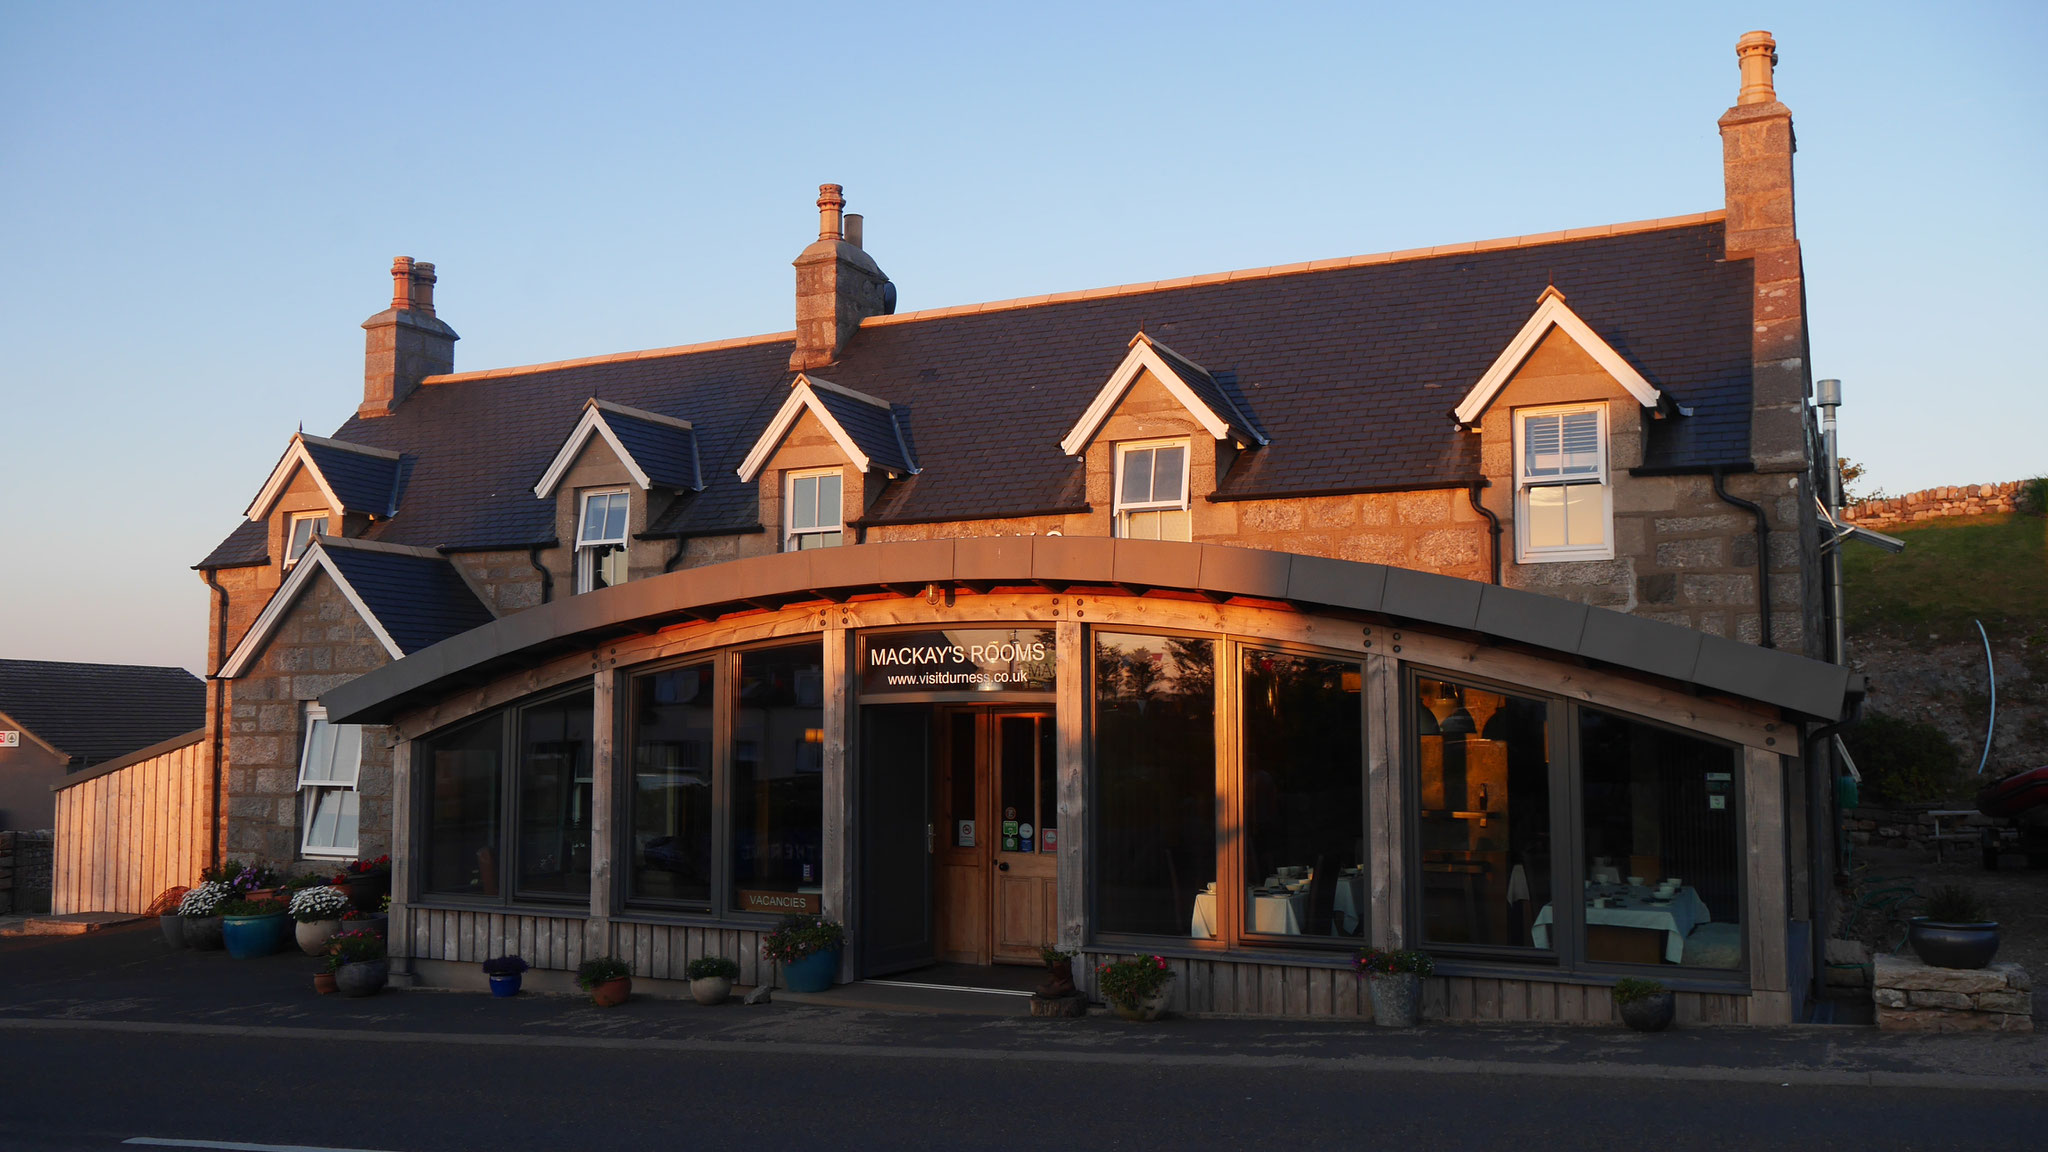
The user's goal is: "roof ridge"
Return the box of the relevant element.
[589,397,694,430]
[300,432,402,460]
[317,536,448,561]
[420,330,795,387]
[867,210,1726,328]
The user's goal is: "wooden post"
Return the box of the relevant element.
[586,668,616,962]
[1744,745,1791,1022]
[1055,620,1086,954]
[1364,652,1403,948]
[388,737,415,974]
[821,626,853,983]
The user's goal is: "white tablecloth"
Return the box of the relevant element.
[1332,874,1365,935]
[1531,886,1711,964]
[1191,889,1310,937]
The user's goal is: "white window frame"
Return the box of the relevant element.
[1513,403,1614,563]
[297,704,362,859]
[1113,438,1193,541]
[575,488,631,594]
[285,511,330,569]
[783,468,845,552]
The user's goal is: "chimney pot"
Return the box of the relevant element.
[389,256,416,310]
[844,213,863,250]
[362,256,457,418]
[412,261,437,317]
[817,183,846,241]
[1736,30,1778,105]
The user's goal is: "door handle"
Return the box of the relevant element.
[998,861,1010,872]
[927,823,934,854]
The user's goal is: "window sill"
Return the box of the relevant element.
[1514,547,1616,564]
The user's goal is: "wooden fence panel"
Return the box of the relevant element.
[52,736,206,915]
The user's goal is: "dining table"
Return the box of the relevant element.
[1191,887,1309,937]
[1531,883,1711,964]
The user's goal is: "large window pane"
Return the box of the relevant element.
[732,643,825,913]
[628,663,715,904]
[515,691,594,899]
[424,714,504,896]
[1415,676,1551,950]
[1241,652,1363,940]
[1577,708,1743,969]
[1094,632,1214,937]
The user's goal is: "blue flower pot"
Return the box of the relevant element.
[221,912,289,959]
[489,973,523,998]
[781,947,840,993]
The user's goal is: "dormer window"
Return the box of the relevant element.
[785,469,844,551]
[286,512,329,568]
[576,489,630,593]
[1515,404,1613,562]
[1114,440,1191,541]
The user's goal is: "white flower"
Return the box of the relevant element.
[177,881,231,917]
[288,885,351,921]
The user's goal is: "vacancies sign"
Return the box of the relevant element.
[860,629,1056,694]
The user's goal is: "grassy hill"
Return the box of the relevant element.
[1843,512,2048,641]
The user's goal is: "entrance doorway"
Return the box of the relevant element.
[859,704,1060,976]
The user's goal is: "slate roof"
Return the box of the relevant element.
[598,406,701,491]
[319,545,497,655]
[201,220,1753,565]
[808,382,915,476]
[302,438,409,518]
[0,660,205,766]
[1147,338,1265,445]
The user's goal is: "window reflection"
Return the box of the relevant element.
[1571,708,1743,969]
[515,691,594,899]
[1237,651,1363,940]
[1094,632,1215,937]
[424,714,502,896]
[1415,676,1551,950]
[628,663,715,905]
[732,643,825,913]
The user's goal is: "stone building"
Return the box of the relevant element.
[193,32,1859,1023]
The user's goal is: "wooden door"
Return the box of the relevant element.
[933,710,987,964]
[990,712,1059,963]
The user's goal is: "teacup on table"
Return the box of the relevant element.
[1626,875,1645,887]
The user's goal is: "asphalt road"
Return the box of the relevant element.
[2,1025,2041,1152]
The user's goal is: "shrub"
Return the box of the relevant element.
[1353,948,1435,978]
[1095,954,1175,1006]
[177,881,231,917]
[2015,477,2047,518]
[1924,884,1990,924]
[686,956,740,981]
[1611,977,1667,1006]
[1839,711,1960,804]
[577,956,632,989]
[760,915,845,964]
[287,885,350,923]
[325,929,385,971]
[1039,945,1076,966]
[482,955,530,977]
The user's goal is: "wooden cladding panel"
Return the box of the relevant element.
[399,909,765,982]
[52,739,207,916]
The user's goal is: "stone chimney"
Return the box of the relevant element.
[1718,30,1807,471]
[790,184,891,371]
[359,256,459,419]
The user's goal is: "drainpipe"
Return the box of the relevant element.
[528,544,553,604]
[201,569,229,872]
[1466,481,1502,585]
[1710,467,1774,649]
[665,536,687,573]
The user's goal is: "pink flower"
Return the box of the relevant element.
[1155,957,1167,970]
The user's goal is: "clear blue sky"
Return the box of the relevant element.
[2,2,2042,674]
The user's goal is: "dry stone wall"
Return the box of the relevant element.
[1844,481,2029,529]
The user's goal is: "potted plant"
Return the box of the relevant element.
[577,956,633,1006]
[686,955,740,1005]
[1354,947,1434,1027]
[288,885,351,955]
[1613,977,1675,1032]
[327,929,389,997]
[482,955,530,997]
[219,897,290,958]
[177,881,231,950]
[157,886,192,948]
[1909,884,2000,969]
[760,915,844,994]
[339,906,387,939]
[313,968,338,995]
[334,855,392,913]
[1095,954,1175,1021]
[229,863,282,902]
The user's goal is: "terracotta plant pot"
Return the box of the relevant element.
[314,971,338,995]
[1619,991,1676,1032]
[590,976,632,1007]
[182,915,224,951]
[336,958,389,998]
[690,976,732,1006]
[1367,972,1421,1027]
[296,918,342,956]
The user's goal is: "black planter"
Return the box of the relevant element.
[1619,991,1675,1032]
[343,873,391,914]
[1908,920,2001,970]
